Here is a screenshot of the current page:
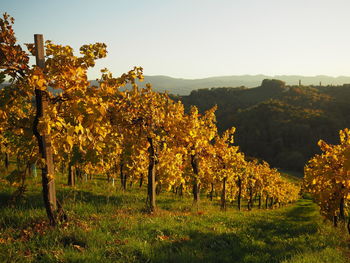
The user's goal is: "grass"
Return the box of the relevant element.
[279,170,303,184]
[0,173,349,263]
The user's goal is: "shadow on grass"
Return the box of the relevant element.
[150,200,321,263]
[0,185,132,207]
[151,231,244,263]
[58,188,124,207]
[0,191,44,210]
[0,188,127,228]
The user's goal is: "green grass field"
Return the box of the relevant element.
[0,174,349,263]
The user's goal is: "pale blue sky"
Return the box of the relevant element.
[2,0,350,79]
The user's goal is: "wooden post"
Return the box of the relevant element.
[139,173,144,188]
[339,197,345,222]
[68,164,75,186]
[4,152,9,171]
[120,160,127,190]
[209,183,214,201]
[33,34,58,226]
[147,137,156,212]
[237,177,242,211]
[221,177,227,211]
[191,154,200,203]
[248,187,253,211]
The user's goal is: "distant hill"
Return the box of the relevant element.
[4,75,350,95]
[178,79,350,172]
[131,75,350,95]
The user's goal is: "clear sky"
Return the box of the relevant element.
[2,0,350,79]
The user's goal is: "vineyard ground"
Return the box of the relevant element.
[0,174,349,263]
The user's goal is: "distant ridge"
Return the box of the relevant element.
[4,75,350,95]
[134,75,350,95]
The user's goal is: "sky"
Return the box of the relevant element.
[2,0,350,79]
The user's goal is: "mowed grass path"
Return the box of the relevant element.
[0,176,349,263]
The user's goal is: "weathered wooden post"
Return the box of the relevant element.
[147,137,156,212]
[68,164,75,186]
[33,34,58,225]
[221,176,227,211]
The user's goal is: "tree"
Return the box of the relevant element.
[305,129,350,229]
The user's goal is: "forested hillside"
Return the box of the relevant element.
[179,79,350,172]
